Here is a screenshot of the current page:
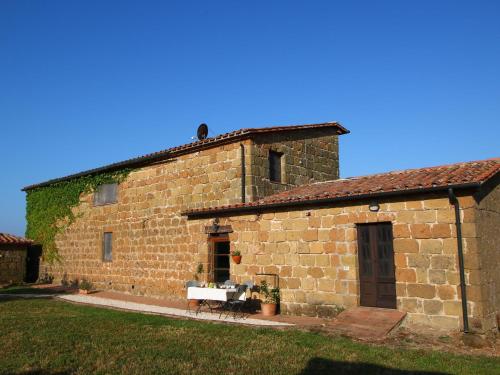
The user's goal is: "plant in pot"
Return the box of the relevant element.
[259,280,280,316]
[231,250,242,264]
[79,279,93,295]
[189,264,204,308]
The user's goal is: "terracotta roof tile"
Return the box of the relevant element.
[184,158,500,216]
[23,121,348,191]
[0,233,33,246]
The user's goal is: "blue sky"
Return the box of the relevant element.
[1,1,499,236]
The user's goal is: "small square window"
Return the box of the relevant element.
[94,183,118,206]
[269,151,283,183]
[103,232,112,262]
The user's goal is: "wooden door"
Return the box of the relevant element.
[357,223,396,309]
[208,235,230,283]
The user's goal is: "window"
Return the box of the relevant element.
[212,240,230,282]
[103,232,112,262]
[269,150,283,183]
[94,183,118,206]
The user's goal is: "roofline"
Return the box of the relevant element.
[22,122,348,191]
[183,182,482,218]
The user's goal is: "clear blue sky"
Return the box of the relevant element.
[1,1,499,236]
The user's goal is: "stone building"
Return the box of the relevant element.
[23,122,499,333]
[0,233,33,285]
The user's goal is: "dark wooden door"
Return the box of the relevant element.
[25,245,42,283]
[357,223,396,309]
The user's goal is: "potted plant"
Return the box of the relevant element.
[194,263,204,282]
[259,280,280,316]
[231,250,242,264]
[79,279,94,295]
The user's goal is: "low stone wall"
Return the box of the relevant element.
[0,245,27,284]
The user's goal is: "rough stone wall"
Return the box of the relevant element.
[189,193,487,332]
[43,141,246,296]
[474,182,500,332]
[0,245,27,284]
[248,129,339,200]
[40,130,340,299]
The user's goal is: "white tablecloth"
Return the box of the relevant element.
[187,287,245,301]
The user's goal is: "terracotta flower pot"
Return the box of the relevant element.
[261,303,277,316]
[232,255,242,264]
[188,299,200,307]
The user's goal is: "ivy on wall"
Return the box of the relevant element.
[26,169,132,264]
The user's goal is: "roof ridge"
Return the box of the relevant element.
[343,157,500,181]
[23,121,347,191]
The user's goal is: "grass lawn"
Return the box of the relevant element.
[0,298,498,375]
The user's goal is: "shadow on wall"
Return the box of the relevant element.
[298,358,448,375]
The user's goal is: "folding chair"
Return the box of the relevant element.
[186,280,201,314]
[219,284,248,319]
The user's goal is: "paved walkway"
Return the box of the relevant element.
[58,294,294,327]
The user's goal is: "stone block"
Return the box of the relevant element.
[393,239,419,254]
[424,198,449,209]
[429,269,446,284]
[431,255,455,270]
[407,284,436,299]
[394,253,407,268]
[400,298,419,313]
[436,285,456,300]
[423,300,443,315]
[429,315,459,330]
[407,254,430,268]
[443,301,463,316]
[292,267,308,278]
[299,255,315,266]
[393,224,410,238]
[287,278,301,289]
[410,224,432,239]
[307,267,324,278]
[315,255,330,267]
[461,223,477,238]
[318,279,335,292]
[405,200,423,210]
[420,239,443,254]
[414,210,437,224]
[301,278,315,290]
[396,268,416,283]
[431,224,452,238]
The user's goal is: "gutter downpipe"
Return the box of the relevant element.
[448,188,469,333]
[240,144,246,203]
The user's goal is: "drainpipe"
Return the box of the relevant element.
[448,188,469,333]
[240,143,246,203]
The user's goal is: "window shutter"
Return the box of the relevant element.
[94,183,117,206]
[103,232,112,261]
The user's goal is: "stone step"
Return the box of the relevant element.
[327,307,406,339]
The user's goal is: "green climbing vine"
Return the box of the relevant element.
[26,169,132,264]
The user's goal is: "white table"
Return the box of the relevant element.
[187,287,245,302]
[187,287,246,315]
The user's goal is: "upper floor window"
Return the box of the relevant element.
[94,183,118,206]
[269,150,283,183]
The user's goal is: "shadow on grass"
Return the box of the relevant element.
[298,357,449,375]
[14,370,72,375]
[0,285,75,304]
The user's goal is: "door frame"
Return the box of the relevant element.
[208,234,230,283]
[356,222,397,309]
